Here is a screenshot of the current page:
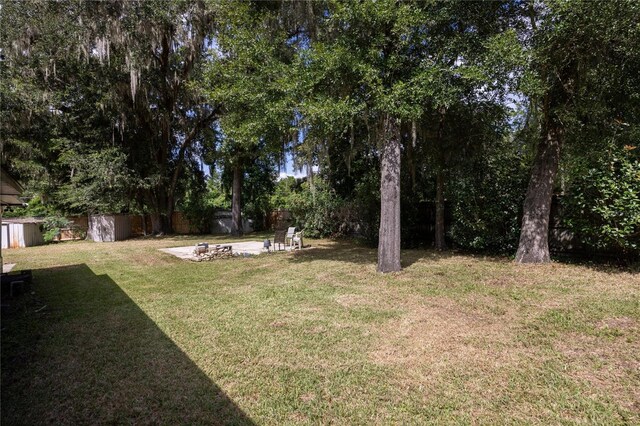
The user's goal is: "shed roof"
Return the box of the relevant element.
[1,169,25,206]
[2,217,45,224]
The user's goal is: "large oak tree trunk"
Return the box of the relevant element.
[164,109,218,236]
[166,200,175,234]
[150,213,165,235]
[377,115,402,273]
[515,123,562,263]
[231,164,244,237]
[435,169,446,250]
[141,213,148,236]
[149,188,172,234]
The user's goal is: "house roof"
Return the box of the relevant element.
[1,169,25,206]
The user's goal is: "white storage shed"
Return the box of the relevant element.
[88,214,132,242]
[1,219,45,249]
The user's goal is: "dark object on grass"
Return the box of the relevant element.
[194,242,209,255]
[274,230,286,250]
[193,244,233,261]
[1,270,33,297]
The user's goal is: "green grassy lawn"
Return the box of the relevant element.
[2,235,639,424]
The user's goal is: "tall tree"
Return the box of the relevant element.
[204,1,296,237]
[2,0,220,231]
[298,0,517,271]
[1,0,135,214]
[515,0,640,262]
[297,1,433,272]
[94,1,220,232]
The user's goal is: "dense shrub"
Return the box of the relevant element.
[448,141,529,253]
[180,177,229,233]
[3,194,52,218]
[42,216,72,242]
[283,179,343,238]
[351,169,381,243]
[563,149,640,256]
[272,177,361,238]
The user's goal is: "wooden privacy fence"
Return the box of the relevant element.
[267,209,292,230]
[57,216,89,241]
[53,201,621,258]
[130,212,194,235]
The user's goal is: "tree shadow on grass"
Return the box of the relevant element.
[551,255,640,275]
[1,264,254,425]
[285,240,638,276]
[285,239,458,269]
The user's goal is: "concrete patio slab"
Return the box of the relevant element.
[159,240,294,261]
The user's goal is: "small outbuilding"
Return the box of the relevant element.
[211,211,254,234]
[88,214,131,242]
[1,219,45,249]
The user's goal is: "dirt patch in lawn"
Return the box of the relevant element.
[482,277,514,287]
[597,316,637,330]
[335,293,375,308]
[556,327,640,414]
[370,298,526,382]
[129,252,175,267]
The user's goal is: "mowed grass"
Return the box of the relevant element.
[2,235,639,425]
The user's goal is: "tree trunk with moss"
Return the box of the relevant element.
[377,115,402,273]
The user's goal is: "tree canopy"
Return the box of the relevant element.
[2,0,638,265]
